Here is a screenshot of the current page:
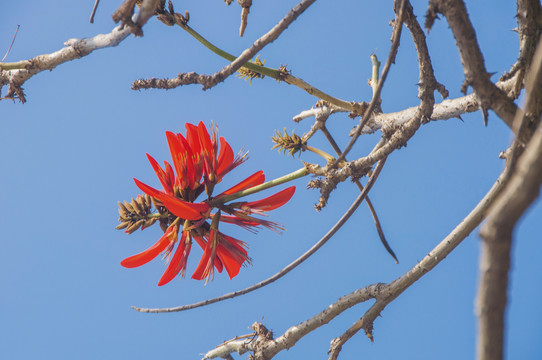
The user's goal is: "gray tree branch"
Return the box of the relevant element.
[426,0,520,127]
[476,34,542,360]
[0,0,160,103]
[204,158,516,359]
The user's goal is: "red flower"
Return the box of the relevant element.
[121,122,295,285]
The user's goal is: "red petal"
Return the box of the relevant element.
[242,186,296,212]
[158,232,190,286]
[217,214,260,228]
[185,123,201,155]
[134,179,209,220]
[166,131,184,180]
[216,234,248,279]
[147,154,173,194]
[220,170,265,196]
[216,137,234,177]
[191,237,214,280]
[164,161,175,189]
[197,122,214,157]
[120,227,174,268]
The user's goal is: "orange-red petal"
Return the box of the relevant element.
[220,170,265,196]
[147,154,173,194]
[120,227,174,268]
[216,137,234,177]
[191,236,214,280]
[158,232,190,286]
[165,131,184,180]
[134,178,209,220]
[216,234,248,279]
[241,186,296,212]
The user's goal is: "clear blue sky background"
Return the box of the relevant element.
[1,1,541,359]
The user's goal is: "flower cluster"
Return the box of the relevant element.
[120,122,295,285]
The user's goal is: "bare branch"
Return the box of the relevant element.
[402,0,448,118]
[161,0,317,90]
[0,0,160,103]
[476,123,542,360]
[476,35,542,360]
[319,125,398,263]
[500,0,542,87]
[336,0,406,165]
[426,0,520,127]
[208,157,514,360]
[326,160,517,359]
[349,75,520,136]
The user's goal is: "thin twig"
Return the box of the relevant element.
[133,19,356,111]
[132,159,387,313]
[1,25,20,62]
[334,0,406,165]
[90,0,101,23]
[320,125,398,263]
[178,0,317,90]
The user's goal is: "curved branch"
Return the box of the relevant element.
[476,35,542,360]
[476,115,542,360]
[202,158,514,360]
[325,161,515,358]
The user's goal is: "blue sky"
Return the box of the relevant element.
[1,1,540,359]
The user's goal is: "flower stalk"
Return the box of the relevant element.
[215,167,307,204]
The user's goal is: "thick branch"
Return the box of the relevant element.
[476,123,542,360]
[500,0,542,87]
[326,159,516,359]
[349,76,520,136]
[475,35,542,360]
[426,0,520,127]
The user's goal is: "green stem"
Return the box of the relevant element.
[304,145,335,163]
[305,145,348,167]
[216,167,307,204]
[179,24,355,111]
[181,24,281,79]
